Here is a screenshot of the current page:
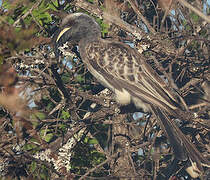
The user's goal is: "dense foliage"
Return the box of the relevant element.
[0,0,209,179]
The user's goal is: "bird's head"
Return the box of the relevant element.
[53,13,101,57]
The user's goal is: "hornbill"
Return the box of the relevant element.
[53,13,209,177]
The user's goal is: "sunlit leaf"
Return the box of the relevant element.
[40,129,54,142]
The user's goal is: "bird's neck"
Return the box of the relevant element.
[84,29,101,41]
[79,34,100,48]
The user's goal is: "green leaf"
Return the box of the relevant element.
[84,137,89,143]
[40,165,50,180]
[0,56,3,64]
[30,161,37,173]
[190,12,199,22]
[7,17,15,25]
[32,112,46,120]
[96,18,109,37]
[40,129,54,142]
[87,0,94,3]
[88,138,99,144]
[48,1,59,11]
[2,0,12,10]
[61,110,70,119]
[185,24,192,31]
[24,143,37,151]
[59,123,68,132]
[61,72,71,83]
[76,74,85,83]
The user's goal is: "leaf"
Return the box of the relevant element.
[76,74,85,83]
[61,110,70,119]
[30,161,37,173]
[24,142,37,151]
[96,18,109,37]
[87,0,94,3]
[40,129,54,142]
[7,17,15,25]
[88,138,99,144]
[48,1,58,11]
[190,12,199,23]
[31,112,46,120]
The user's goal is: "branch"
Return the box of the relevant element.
[74,0,177,55]
[79,152,119,180]
[177,0,210,23]
[13,0,43,27]
[126,0,156,34]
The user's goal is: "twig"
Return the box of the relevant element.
[13,0,43,27]
[74,0,177,54]
[126,0,156,34]
[79,152,119,180]
[74,0,145,39]
[177,0,210,23]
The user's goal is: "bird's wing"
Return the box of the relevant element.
[80,39,179,112]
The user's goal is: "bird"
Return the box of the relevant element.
[53,13,209,176]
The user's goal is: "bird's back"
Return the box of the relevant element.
[79,38,180,113]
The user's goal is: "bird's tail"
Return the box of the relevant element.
[150,106,209,174]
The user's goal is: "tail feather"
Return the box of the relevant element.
[150,106,209,173]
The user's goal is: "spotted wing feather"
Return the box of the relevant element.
[81,40,178,112]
